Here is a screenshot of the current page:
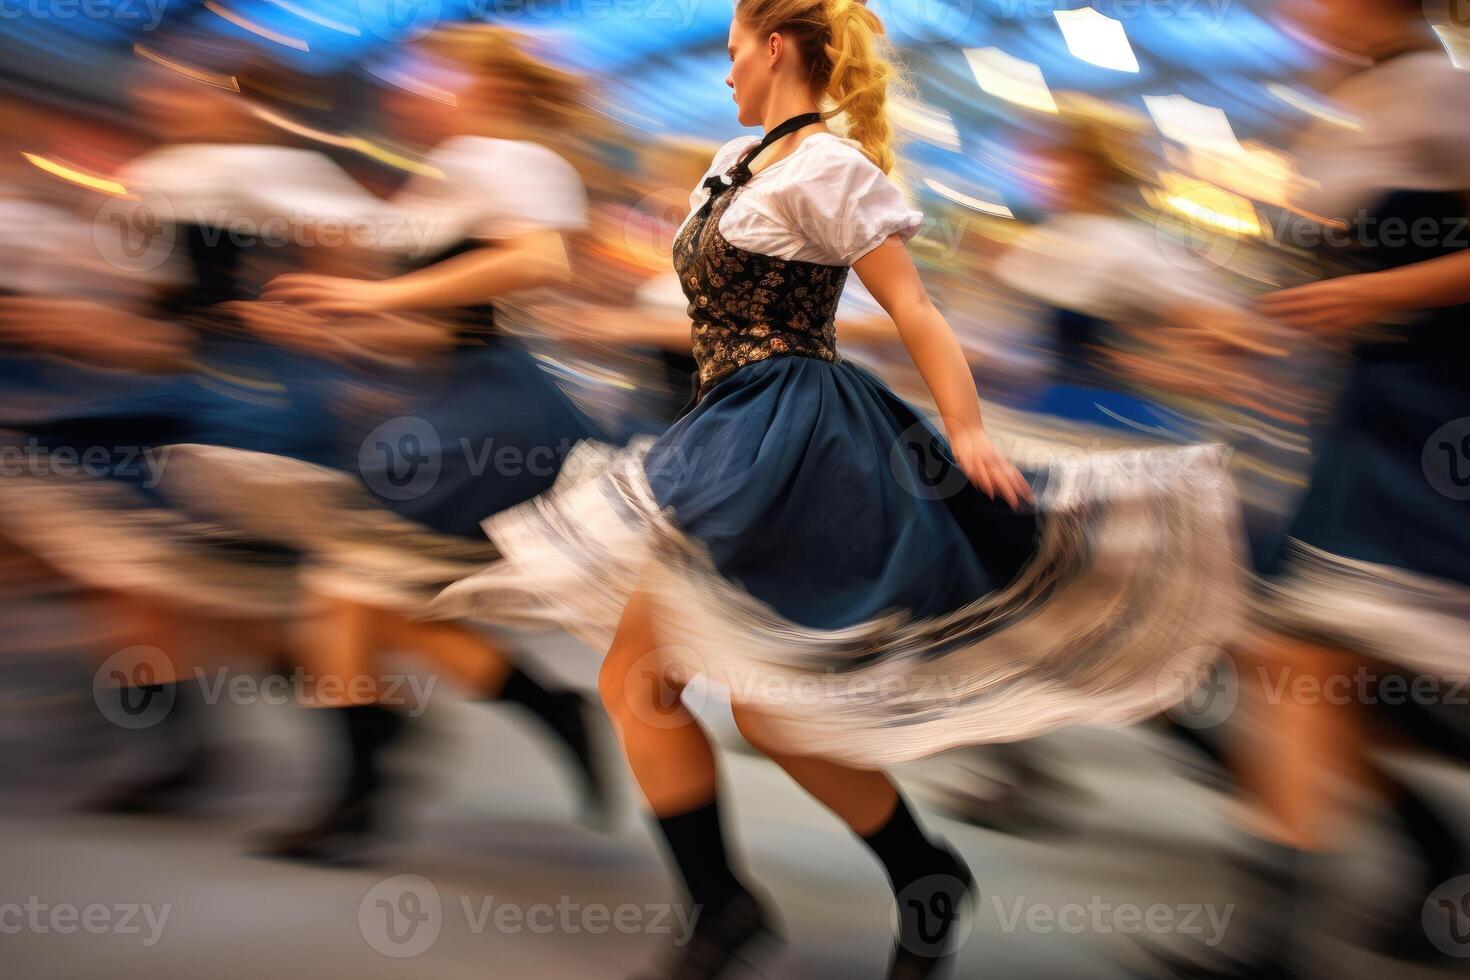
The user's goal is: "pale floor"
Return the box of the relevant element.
[1,629,1465,980]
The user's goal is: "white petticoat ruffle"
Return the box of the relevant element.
[0,472,300,619]
[1257,539,1470,679]
[433,439,1248,768]
[155,444,499,613]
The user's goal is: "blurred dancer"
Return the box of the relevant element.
[436,3,1244,977]
[167,28,612,862]
[0,56,382,814]
[1139,1,1470,976]
[996,120,1267,394]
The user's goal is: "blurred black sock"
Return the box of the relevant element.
[654,798,747,920]
[492,667,604,811]
[495,667,565,729]
[861,794,961,893]
[340,704,404,804]
[1375,768,1467,959]
[860,795,972,962]
[86,680,211,813]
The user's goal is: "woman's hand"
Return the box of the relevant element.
[1256,272,1404,334]
[947,421,1033,511]
[262,274,396,316]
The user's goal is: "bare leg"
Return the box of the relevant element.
[1234,636,1365,851]
[730,703,898,835]
[598,586,717,815]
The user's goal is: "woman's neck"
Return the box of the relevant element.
[748,91,825,173]
[759,89,822,134]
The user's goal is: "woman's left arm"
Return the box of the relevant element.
[263,230,573,315]
[854,236,1032,509]
[1259,248,1470,332]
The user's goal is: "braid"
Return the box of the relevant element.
[822,0,896,173]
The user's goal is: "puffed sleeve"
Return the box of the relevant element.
[772,141,923,265]
[1404,59,1470,189]
[440,138,588,239]
[485,141,588,237]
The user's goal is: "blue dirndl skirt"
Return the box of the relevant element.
[437,352,1246,765]
[1256,322,1470,676]
[645,356,1038,629]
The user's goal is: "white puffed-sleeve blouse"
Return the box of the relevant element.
[682,132,923,267]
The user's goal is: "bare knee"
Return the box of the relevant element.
[730,702,783,755]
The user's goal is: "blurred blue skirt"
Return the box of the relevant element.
[1257,328,1470,677]
[645,356,1038,629]
[361,339,605,541]
[158,337,607,611]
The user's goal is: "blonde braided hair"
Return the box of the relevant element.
[736,0,901,174]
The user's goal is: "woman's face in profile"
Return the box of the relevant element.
[725,18,773,128]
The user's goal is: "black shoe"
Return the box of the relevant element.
[253,797,379,867]
[631,889,779,980]
[887,844,976,980]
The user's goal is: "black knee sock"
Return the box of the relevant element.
[495,668,591,761]
[339,704,404,804]
[496,667,567,726]
[653,798,747,921]
[861,794,963,894]
[1234,838,1309,969]
[121,680,208,776]
[861,795,972,958]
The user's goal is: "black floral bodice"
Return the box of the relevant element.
[673,144,849,393]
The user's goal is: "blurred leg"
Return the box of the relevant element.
[732,704,973,974]
[391,613,606,817]
[600,588,773,978]
[598,586,716,815]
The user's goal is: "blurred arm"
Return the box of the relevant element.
[375,231,572,312]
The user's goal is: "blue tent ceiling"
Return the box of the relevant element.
[4,0,1324,203]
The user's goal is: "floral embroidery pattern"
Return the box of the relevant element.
[674,181,848,390]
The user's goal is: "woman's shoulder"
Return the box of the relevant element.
[710,135,759,172]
